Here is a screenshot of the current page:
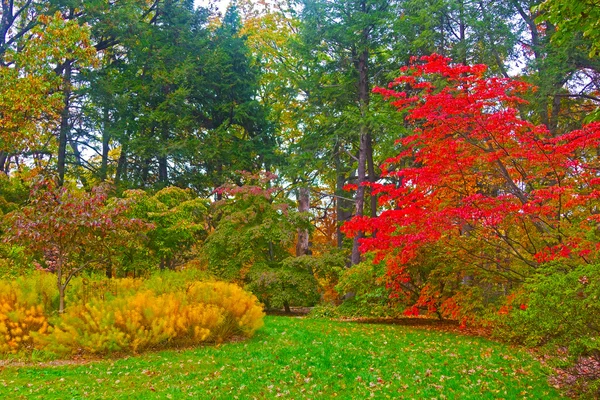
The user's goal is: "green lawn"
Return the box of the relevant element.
[0,316,561,399]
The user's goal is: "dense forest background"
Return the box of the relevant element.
[1,0,600,382]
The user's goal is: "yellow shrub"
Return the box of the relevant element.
[45,290,231,355]
[0,274,264,356]
[0,281,49,354]
[186,281,265,335]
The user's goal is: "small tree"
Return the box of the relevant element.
[203,172,317,311]
[5,179,150,312]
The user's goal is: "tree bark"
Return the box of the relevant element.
[158,124,168,184]
[351,128,368,265]
[335,143,353,249]
[351,45,370,266]
[0,152,7,173]
[115,143,128,187]
[296,186,310,256]
[57,60,73,186]
[100,107,110,181]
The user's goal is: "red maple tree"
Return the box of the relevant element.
[343,54,600,320]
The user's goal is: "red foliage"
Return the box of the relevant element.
[5,179,151,311]
[343,54,600,319]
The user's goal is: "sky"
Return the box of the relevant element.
[195,0,231,14]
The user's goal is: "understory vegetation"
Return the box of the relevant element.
[0,272,264,356]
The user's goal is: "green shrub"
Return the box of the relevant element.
[334,260,405,318]
[246,256,320,310]
[495,263,600,356]
[494,262,600,397]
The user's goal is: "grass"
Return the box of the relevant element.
[0,316,562,399]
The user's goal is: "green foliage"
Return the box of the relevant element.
[495,263,600,358]
[123,187,208,272]
[247,256,320,309]
[203,175,296,279]
[203,173,320,309]
[0,174,28,215]
[334,259,404,318]
[492,262,600,397]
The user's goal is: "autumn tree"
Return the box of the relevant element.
[0,12,95,175]
[5,179,150,312]
[344,54,600,320]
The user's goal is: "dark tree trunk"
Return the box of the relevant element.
[335,144,352,249]
[351,129,368,266]
[158,125,168,184]
[100,107,110,181]
[115,143,128,187]
[0,152,7,173]
[366,133,377,219]
[57,60,73,186]
[296,186,310,256]
[351,45,370,266]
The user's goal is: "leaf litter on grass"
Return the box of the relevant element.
[0,316,563,399]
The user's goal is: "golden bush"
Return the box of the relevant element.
[0,281,50,353]
[0,275,264,356]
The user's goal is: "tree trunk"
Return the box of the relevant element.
[351,46,370,266]
[58,284,65,314]
[0,152,7,173]
[351,129,368,266]
[57,264,66,313]
[158,124,168,184]
[334,144,352,249]
[100,107,110,181]
[115,143,128,187]
[57,60,73,187]
[366,133,377,219]
[459,0,467,64]
[296,186,310,256]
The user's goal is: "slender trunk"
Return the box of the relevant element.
[549,94,561,136]
[296,186,310,256]
[158,124,168,184]
[57,60,73,186]
[69,139,88,187]
[283,300,291,314]
[57,259,65,313]
[58,284,65,314]
[141,157,152,186]
[334,143,351,249]
[351,129,368,265]
[366,134,377,218]
[351,46,370,266]
[0,152,7,173]
[100,107,110,181]
[459,0,467,64]
[115,143,128,187]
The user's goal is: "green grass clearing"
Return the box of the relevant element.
[0,316,562,399]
